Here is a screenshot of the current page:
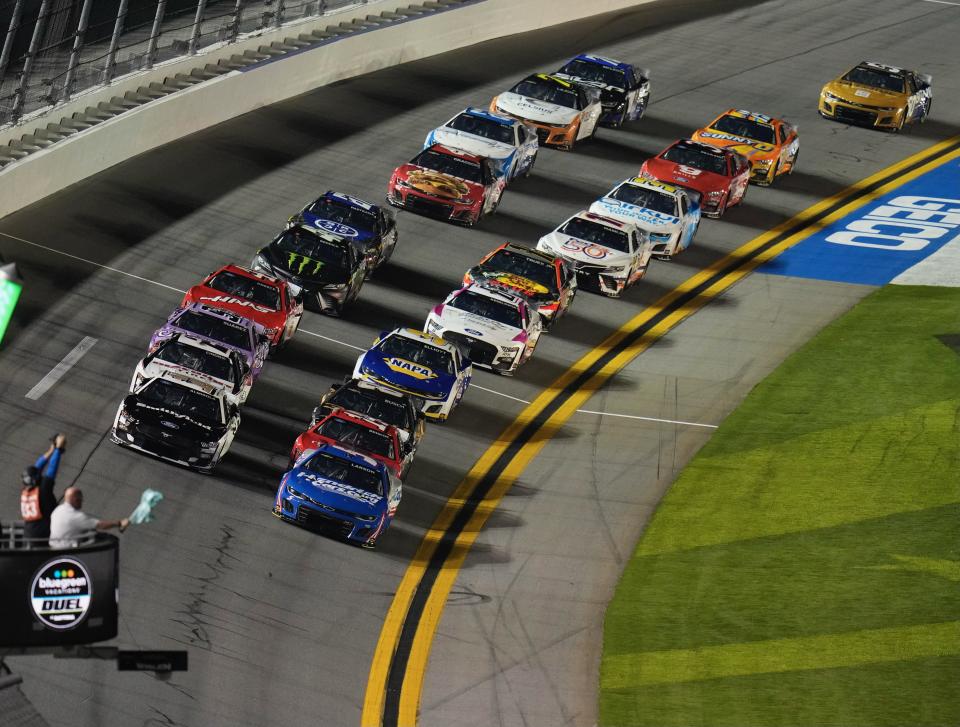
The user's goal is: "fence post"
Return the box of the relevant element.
[62,0,94,101]
[229,0,243,43]
[103,0,130,83]
[274,0,285,29]
[188,0,208,55]
[11,0,52,122]
[0,0,26,89]
[145,0,168,70]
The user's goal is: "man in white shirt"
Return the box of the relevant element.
[49,487,129,548]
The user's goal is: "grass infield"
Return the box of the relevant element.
[599,284,960,727]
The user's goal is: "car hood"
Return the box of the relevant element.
[470,268,556,301]
[589,198,681,232]
[495,92,579,125]
[186,286,285,330]
[436,306,520,343]
[360,351,455,399]
[129,397,223,438]
[823,80,906,106]
[298,212,376,244]
[259,245,350,287]
[290,471,384,515]
[538,232,633,267]
[692,130,778,160]
[642,157,727,193]
[427,128,515,160]
[394,163,483,203]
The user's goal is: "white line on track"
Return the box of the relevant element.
[920,0,960,5]
[1,230,720,428]
[25,336,98,400]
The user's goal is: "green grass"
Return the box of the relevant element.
[599,285,960,727]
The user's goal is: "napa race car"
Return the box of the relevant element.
[251,224,367,315]
[640,139,750,218]
[181,264,303,350]
[387,144,505,226]
[819,61,932,131]
[491,73,602,150]
[353,328,471,422]
[554,53,650,127]
[590,177,700,259]
[314,379,425,455]
[692,109,799,186]
[149,303,270,381]
[537,211,652,297]
[287,191,398,275]
[425,282,543,375]
[463,243,577,325]
[274,444,401,549]
[112,372,240,473]
[424,107,539,183]
[131,333,252,408]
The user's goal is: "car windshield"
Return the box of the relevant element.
[411,149,484,183]
[155,340,236,383]
[608,183,679,216]
[842,65,904,93]
[316,417,395,459]
[207,271,280,309]
[305,197,377,230]
[376,335,455,375]
[447,113,515,144]
[173,311,251,350]
[273,229,350,270]
[558,59,627,89]
[482,249,557,290]
[450,290,522,328]
[558,217,631,252]
[302,452,383,495]
[662,143,728,175]
[139,379,222,423]
[711,115,776,144]
[510,78,580,109]
[329,387,411,431]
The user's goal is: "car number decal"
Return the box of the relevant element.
[562,238,610,259]
[315,219,359,237]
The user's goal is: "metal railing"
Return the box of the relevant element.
[0,0,362,126]
[1,520,97,549]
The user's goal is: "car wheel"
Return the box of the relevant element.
[892,109,906,133]
[763,161,778,187]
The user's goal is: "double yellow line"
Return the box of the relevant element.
[362,134,960,727]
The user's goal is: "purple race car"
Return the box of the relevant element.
[149,303,270,380]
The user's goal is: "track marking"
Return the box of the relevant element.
[920,0,960,6]
[362,134,960,727]
[25,336,98,400]
[575,409,718,428]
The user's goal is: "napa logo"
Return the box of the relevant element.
[383,357,437,380]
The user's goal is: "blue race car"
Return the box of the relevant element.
[424,107,539,183]
[287,191,398,276]
[273,443,401,548]
[554,54,650,128]
[352,328,472,422]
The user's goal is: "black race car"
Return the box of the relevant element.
[554,53,650,128]
[251,224,366,315]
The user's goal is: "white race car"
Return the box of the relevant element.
[424,107,539,183]
[537,211,652,297]
[424,282,542,375]
[590,177,701,259]
[130,333,253,408]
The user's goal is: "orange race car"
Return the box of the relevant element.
[691,109,799,187]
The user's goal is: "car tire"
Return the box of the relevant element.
[765,161,779,187]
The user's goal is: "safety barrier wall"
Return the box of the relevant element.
[0,0,655,220]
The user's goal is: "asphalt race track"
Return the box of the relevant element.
[1,0,958,725]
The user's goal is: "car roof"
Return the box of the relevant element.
[461,107,517,127]
[279,223,352,247]
[317,190,380,212]
[570,53,632,72]
[497,242,561,265]
[423,143,485,164]
[150,370,222,398]
[209,263,285,288]
[306,442,384,471]
[858,60,906,75]
[457,281,527,308]
[625,176,681,196]
[668,138,735,158]
[178,303,255,328]
[322,407,396,434]
[526,72,577,90]
[343,378,412,402]
[721,108,776,125]
[391,327,457,352]
[571,210,637,231]
[162,332,235,358]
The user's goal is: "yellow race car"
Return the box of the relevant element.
[819,61,932,131]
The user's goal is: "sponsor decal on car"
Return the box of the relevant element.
[314,219,359,237]
[464,328,484,336]
[562,238,611,258]
[199,295,275,313]
[301,473,382,505]
[383,357,438,380]
[406,170,470,200]
[287,253,325,275]
[492,273,549,295]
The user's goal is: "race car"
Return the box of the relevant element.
[353,328,471,422]
[131,333,252,408]
[251,224,366,315]
[554,53,650,127]
[537,211,652,297]
[692,109,799,186]
[640,139,750,218]
[425,282,543,375]
[490,73,602,150]
[463,243,577,325]
[274,444,401,549]
[181,264,303,350]
[149,303,270,381]
[424,107,539,183]
[111,372,240,473]
[387,144,505,226]
[313,379,425,456]
[286,191,398,275]
[290,409,413,480]
[590,177,700,259]
[819,61,932,131]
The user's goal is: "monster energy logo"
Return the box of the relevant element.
[287,253,324,275]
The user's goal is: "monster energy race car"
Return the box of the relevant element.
[251,224,367,315]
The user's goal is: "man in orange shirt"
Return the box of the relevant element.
[20,433,66,545]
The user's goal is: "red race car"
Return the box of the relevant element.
[182,264,303,350]
[640,139,750,218]
[387,144,505,227]
[290,408,413,482]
